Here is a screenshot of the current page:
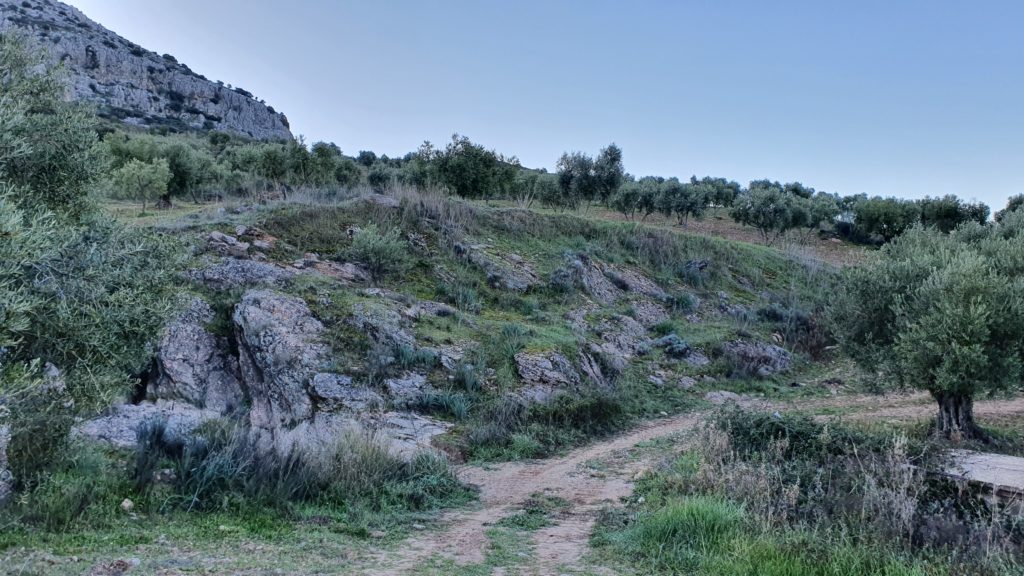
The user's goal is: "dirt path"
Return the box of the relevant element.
[789,390,1024,422]
[362,413,700,575]
[360,393,1024,575]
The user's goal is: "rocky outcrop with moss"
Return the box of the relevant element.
[0,0,292,139]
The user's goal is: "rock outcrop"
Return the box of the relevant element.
[454,242,539,292]
[557,254,668,305]
[188,259,295,291]
[721,340,792,378]
[0,0,292,139]
[72,400,221,450]
[515,351,580,402]
[149,298,243,414]
[590,315,650,372]
[233,290,331,435]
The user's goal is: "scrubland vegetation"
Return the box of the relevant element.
[593,410,1023,575]
[1,31,1022,574]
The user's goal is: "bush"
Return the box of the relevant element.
[1,35,184,495]
[8,443,128,531]
[343,223,411,281]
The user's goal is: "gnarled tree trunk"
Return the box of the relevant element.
[933,392,985,442]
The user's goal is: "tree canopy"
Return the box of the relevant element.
[831,221,1024,439]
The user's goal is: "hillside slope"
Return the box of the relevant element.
[0,0,292,140]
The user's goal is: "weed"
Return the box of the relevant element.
[496,492,569,531]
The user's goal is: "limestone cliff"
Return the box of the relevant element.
[0,0,293,140]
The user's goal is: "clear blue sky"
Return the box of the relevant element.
[67,0,1022,210]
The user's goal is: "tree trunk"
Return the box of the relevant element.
[934,393,986,442]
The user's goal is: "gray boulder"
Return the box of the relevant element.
[348,302,416,350]
[515,351,580,402]
[721,340,792,378]
[150,298,243,414]
[605,267,668,300]
[378,412,452,457]
[563,254,622,305]
[631,299,671,328]
[384,373,433,401]
[189,259,295,291]
[310,373,383,412]
[232,290,383,457]
[72,401,220,450]
[592,315,650,371]
[207,231,250,259]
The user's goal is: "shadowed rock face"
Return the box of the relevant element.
[0,0,292,140]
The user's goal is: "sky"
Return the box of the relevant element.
[66,0,1023,210]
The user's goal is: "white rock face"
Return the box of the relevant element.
[0,0,292,140]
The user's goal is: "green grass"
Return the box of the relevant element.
[592,496,935,576]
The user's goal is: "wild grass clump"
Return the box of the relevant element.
[129,420,472,515]
[465,385,634,460]
[496,492,569,531]
[603,496,744,573]
[400,391,471,421]
[4,443,129,532]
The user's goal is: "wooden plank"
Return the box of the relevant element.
[942,450,1024,500]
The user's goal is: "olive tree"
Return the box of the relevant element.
[0,33,100,219]
[430,134,519,199]
[593,143,624,205]
[831,224,1024,440]
[554,151,596,210]
[1,33,184,488]
[853,196,921,242]
[730,185,801,245]
[108,158,171,212]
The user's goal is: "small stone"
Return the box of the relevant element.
[120,498,134,513]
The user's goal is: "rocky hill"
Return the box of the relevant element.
[0,0,293,140]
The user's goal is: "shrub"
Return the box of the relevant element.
[8,443,128,531]
[343,223,411,281]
